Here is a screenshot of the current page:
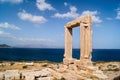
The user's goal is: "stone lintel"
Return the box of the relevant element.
[65,15,91,28]
[65,19,81,28]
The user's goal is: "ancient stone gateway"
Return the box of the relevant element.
[64,15,92,67]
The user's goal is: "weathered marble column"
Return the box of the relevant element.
[64,27,72,59]
[84,25,89,59]
[86,15,92,60]
[79,15,92,66]
[80,23,85,60]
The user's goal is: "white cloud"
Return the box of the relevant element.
[16,38,56,48]
[18,38,55,43]
[64,2,68,6]
[0,22,20,30]
[18,10,47,23]
[0,0,23,4]
[0,30,55,48]
[106,17,112,20]
[53,6,102,23]
[36,0,55,11]
[54,6,79,19]
[0,29,10,35]
[116,8,120,19]
[0,30,14,42]
[80,10,102,23]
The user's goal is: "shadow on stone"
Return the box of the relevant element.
[113,75,120,80]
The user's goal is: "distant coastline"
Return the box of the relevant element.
[0,44,11,48]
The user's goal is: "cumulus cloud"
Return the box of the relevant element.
[0,22,20,30]
[53,6,102,23]
[18,10,47,23]
[0,0,23,4]
[116,8,120,19]
[54,6,79,19]
[80,10,102,23]
[64,2,68,6]
[36,0,55,11]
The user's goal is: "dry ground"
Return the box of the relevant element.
[0,61,120,80]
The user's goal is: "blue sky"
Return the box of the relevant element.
[0,0,120,49]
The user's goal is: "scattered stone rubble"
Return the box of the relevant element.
[98,62,120,71]
[0,63,109,80]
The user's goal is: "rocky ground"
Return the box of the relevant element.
[0,61,120,80]
[93,62,120,80]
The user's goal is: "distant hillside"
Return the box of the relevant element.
[0,44,11,48]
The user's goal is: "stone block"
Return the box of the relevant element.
[5,70,20,80]
[93,70,108,80]
[0,72,4,80]
[37,77,53,80]
[21,70,35,80]
[25,62,34,66]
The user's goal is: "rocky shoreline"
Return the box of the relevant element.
[0,61,120,80]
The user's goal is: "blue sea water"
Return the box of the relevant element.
[0,48,120,62]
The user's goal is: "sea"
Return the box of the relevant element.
[0,48,120,62]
